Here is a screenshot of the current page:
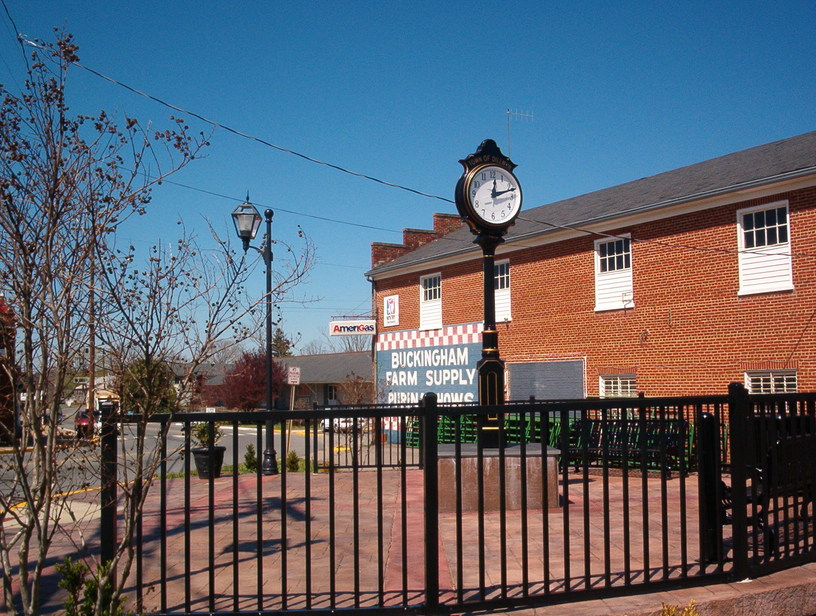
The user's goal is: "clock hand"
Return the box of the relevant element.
[493,187,517,197]
[491,179,497,199]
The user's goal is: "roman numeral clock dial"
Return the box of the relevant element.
[455,139,522,236]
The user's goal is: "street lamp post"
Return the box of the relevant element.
[232,197,278,475]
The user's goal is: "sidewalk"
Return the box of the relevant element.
[3,469,816,616]
[485,562,816,616]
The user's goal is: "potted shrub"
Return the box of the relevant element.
[191,421,226,479]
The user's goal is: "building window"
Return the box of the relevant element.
[327,384,338,402]
[494,260,511,322]
[419,273,442,330]
[600,374,637,398]
[494,261,510,290]
[737,202,793,296]
[742,205,788,249]
[422,274,441,302]
[745,371,797,394]
[595,234,634,311]
[598,237,631,272]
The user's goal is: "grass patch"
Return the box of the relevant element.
[221,463,256,474]
[164,470,195,479]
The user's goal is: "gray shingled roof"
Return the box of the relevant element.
[279,352,371,384]
[368,130,816,276]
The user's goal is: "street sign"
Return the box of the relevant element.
[287,366,301,385]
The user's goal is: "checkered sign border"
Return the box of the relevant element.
[375,323,483,351]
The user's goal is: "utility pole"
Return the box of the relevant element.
[87,216,96,417]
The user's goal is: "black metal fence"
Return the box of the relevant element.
[100,385,816,615]
[725,383,816,579]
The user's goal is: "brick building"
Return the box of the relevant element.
[367,131,816,402]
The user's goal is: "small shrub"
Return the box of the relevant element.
[57,556,88,616]
[191,421,223,448]
[286,449,300,472]
[661,600,699,616]
[244,443,258,473]
[56,557,132,616]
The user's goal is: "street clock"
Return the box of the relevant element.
[455,139,522,236]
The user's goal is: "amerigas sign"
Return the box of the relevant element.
[329,320,376,336]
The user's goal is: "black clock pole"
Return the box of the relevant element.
[477,232,504,448]
[454,139,521,450]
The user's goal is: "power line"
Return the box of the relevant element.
[18,37,453,208]
[0,0,28,71]
[153,176,816,261]
[11,35,448,235]
[10,35,816,262]
[163,178,401,234]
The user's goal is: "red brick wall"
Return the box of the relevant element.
[433,213,463,235]
[373,187,816,396]
[371,243,409,269]
[370,214,464,268]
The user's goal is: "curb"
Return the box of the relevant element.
[0,436,100,456]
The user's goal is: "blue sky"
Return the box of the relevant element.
[1,2,814,348]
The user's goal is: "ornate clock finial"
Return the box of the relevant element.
[459,139,517,173]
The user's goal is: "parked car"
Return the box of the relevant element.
[322,416,358,433]
[74,409,95,440]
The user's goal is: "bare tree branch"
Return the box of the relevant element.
[0,33,314,615]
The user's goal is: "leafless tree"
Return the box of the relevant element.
[0,33,314,615]
[204,338,243,370]
[300,331,372,354]
[338,373,374,405]
[299,337,332,355]
[334,333,373,353]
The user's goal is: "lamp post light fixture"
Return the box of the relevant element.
[231,199,263,251]
[231,195,278,475]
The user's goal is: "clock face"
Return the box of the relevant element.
[465,165,522,228]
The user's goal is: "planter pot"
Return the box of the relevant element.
[191,446,226,479]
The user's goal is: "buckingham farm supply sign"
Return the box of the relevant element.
[375,324,482,404]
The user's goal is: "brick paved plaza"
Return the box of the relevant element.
[5,466,815,615]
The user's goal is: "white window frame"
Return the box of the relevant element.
[737,201,793,296]
[494,260,511,323]
[599,374,637,398]
[744,371,797,394]
[419,273,442,330]
[594,234,634,311]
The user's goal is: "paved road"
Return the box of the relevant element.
[0,423,306,492]
[1,419,413,504]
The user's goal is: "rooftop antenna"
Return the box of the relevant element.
[506,108,534,157]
